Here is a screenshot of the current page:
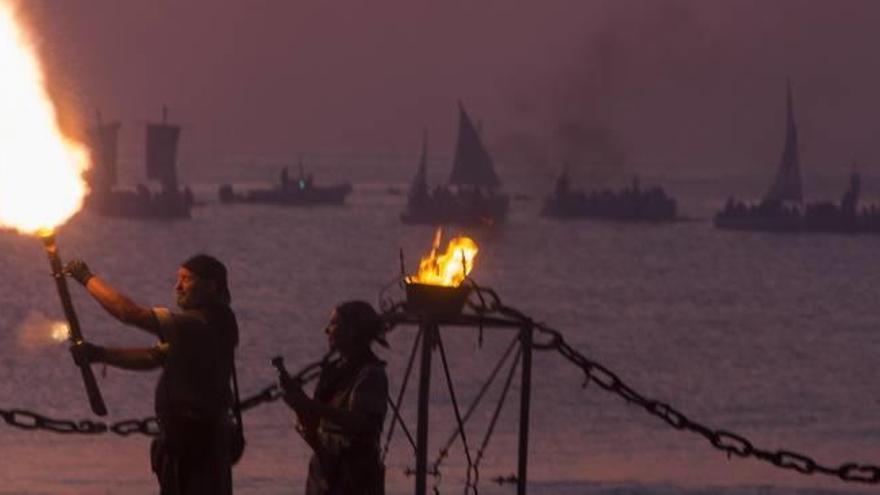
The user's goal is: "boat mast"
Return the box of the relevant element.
[764,80,803,204]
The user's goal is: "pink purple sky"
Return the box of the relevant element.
[19,0,880,177]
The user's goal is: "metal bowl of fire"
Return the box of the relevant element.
[404,229,478,319]
[404,282,472,318]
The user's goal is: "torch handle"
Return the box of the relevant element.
[77,358,108,416]
[270,356,292,382]
[49,265,85,343]
[42,235,108,416]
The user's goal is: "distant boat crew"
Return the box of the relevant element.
[541,166,677,222]
[400,102,509,226]
[218,157,352,206]
[84,107,193,220]
[715,82,880,234]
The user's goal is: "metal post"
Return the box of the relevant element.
[517,324,533,495]
[415,321,437,495]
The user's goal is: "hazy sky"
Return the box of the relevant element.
[19,0,880,178]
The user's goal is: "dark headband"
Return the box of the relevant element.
[182,254,231,305]
[336,300,388,348]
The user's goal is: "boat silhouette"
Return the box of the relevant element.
[84,108,192,219]
[541,165,677,222]
[400,102,509,226]
[218,157,352,206]
[715,82,880,234]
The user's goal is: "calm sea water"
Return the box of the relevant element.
[0,165,878,494]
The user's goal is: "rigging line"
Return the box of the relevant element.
[383,326,423,462]
[434,334,520,467]
[434,332,477,494]
[473,345,522,489]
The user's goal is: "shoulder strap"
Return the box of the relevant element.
[231,351,244,429]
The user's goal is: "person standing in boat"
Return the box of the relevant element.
[280,300,388,495]
[66,254,239,495]
[280,166,290,190]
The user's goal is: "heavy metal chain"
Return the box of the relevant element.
[0,362,316,438]
[0,408,107,434]
[465,283,880,485]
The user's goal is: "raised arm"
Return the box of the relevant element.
[66,260,159,335]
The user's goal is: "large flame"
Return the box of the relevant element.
[0,1,88,235]
[407,228,479,287]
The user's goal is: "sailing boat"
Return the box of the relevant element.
[713,83,880,233]
[400,102,509,226]
[85,107,192,219]
[714,83,805,232]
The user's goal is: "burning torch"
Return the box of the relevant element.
[41,231,107,416]
[0,2,106,414]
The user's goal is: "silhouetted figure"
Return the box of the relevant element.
[66,255,238,495]
[183,186,195,208]
[280,301,388,495]
[841,172,861,216]
[554,171,570,197]
[281,166,290,190]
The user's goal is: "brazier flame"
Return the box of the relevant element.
[407,228,478,287]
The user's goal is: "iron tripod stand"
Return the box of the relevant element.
[385,305,534,495]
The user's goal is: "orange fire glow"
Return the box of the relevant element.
[16,311,69,349]
[0,1,89,235]
[407,228,479,287]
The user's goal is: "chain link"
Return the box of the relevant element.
[0,408,108,434]
[109,418,161,436]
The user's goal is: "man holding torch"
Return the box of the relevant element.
[66,254,239,495]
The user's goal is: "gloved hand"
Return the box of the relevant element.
[64,259,94,286]
[280,377,308,409]
[70,341,105,367]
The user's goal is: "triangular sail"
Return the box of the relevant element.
[448,102,500,188]
[87,121,121,192]
[146,122,180,192]
[409,129,429,199]
[764,82,802,203]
